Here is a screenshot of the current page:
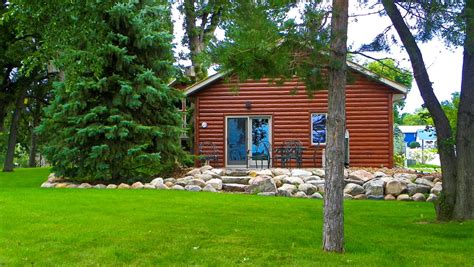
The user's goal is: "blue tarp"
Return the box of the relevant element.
[404,133,416,143]
[417,129,437,141]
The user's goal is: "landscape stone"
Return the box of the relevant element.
[273,175,288,180]
[427,194,438,202]
[258,192,276,197]
[185,185,202,192]
[422,175,435,181]
[415,178,434,188]
[202,184,217,192]
[431,183,442,195]
[186,168,201,176]
[397,194,412,201]
[349,169,374,182]
[363,179,384,197]
[131,182,144,189]
[291,169,312,178]
[225,169,249,176]
[212,168,225,176]
[164,178,176,184]
[317,184,325,193]
[367,195,384,200]
[94,184,106,189]
[412,193,426,202]
[66,184,78,188]
[206,179,223,190]
[189,179,206,187]
[222,183,247,192]
[175,176,194,186]
[221,176,251,184]
[344,183,365,196]
[294,191,308,198]
[256,169,273,176]
[282,176,304,186]
[353,194,367,200]
[172,185,185,190]
[310,192,323,199]
[199,165,213,172]
[344,193,353,199]
[385,180,408,196]
[298,183,318,195]
[303,176,321,182]
[156,183,169,190]
[394,173,417,182]
[150,177,164,186]
[202,170,221,179]
[246,178,277,194]
[407,183,431,195]
[272,168,291,176]
[306,180,325,186]
[118,183,130,189]
[312,169,325,177]
[165,182,174,187]
[41,182,56,188]
[384,194,396,200]
[143,183,156,189]
[373,171,386,178]
[277,184,297,196]
[194,174,213,182]
[106,184,117,189]
[344,179,365,186]
[433,178,441,184]
[78,183,92,189]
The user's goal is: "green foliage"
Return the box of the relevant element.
[408,148,437,164]
[408,141,421,149]
[35,1,184,181]
[393,152,405,168]
[393,124,405,154]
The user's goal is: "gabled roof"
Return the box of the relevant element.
[184,61,409,96]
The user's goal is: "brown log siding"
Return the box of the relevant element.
[192,72,395,168]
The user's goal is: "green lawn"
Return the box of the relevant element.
[0,169,473,266]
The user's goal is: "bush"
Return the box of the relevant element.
[393,153,405,167]
[408,141,421,148]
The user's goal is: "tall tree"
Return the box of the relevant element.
[380,0,473,220]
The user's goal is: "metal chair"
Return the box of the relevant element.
[251,141,272,169]
[198,142,219,166]
[279,140,304,168]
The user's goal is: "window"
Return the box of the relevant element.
[311,113,326,145]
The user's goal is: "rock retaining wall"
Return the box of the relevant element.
[41,166,442,202]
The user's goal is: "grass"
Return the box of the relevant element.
[1,168,473,266]
[409,163,442,173]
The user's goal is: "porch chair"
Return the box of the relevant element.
[198,141,219,166]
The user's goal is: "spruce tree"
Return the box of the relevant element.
[38,0,183,181]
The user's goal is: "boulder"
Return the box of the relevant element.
[194,174,213,182]
[206,179,223,190]
[303,176,321,182]
[258,192,276,197]
[143,183,156,189]
[306,180,325,186]
[367,195,384,200]
[248,170,258,177]
[272,168,291,176]
[199,165,213,172]
[317,184,325,193]
[373,171,387,178]
[344,183,365,196]
[353,194,367,200]
[256,169,273,177]
[282,176,304,186]
[131,182,144,189]
[66,184,78,188]
[277,184,297,196]
[412,193,426,202]
[47,173,63,183]
[94,184,106,189]
[202,170,221,179]
[291,169,312,178]
[407,183,431,196]
[186,168,201,176]
[431,183,442,195]
[221,176,251,185]
[397,194,412,201]
[202,184,217,192]
[349,169,374,182]
[165,182,174,188]
[384,194,396,200]
[54,183,68,188]
[433,178,441,184]
[175,176,194,186]
[385,180,407,196]
[422,175,435,181]
[106,184,117,189]
[344,179,365,186]
[222,183,247,192]
[298,183,318,195]
[212,168,225,176]
[225,169,249,176]
[189,179,206,187]
[164,178,176,184]
[363,179,384,197]
[185,185,202,192]
[150,177,164,186]
[312,169,325,177]
[274,179,283,188]
[172,185,185,190]
[41,182,56,188]
[294,191,308,198]
[273,174,288,180]
[310,192,323,199]
[344,193,353,199]
[394,173,417,182]
[427,194,438,202]
[415,178,434,188]
[156,183,169,190]
[246,178,277,194]
[78,183,92,189]
[117,183,130,189]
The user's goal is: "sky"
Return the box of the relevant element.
[172,3,463,114]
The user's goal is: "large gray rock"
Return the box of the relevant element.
[353,194,367,200]
[66,184,78,188]
[189,179,206,187]
[367,195,384,200]
[199,165,213,172]
[431,182,442,195]
[344,193,353,199]
[385,179,407,196]
[306,180,325,186]
[150,177,164,186]
[156,183,169,190]
[344,183,365,196]
[41,182,56,188]
[143,183,156,189]
[186,168,201,176]
[222,183,247,192]
[131,182,144,189]
[202,184,217,192]
[310,192,323,199]
[394,173,417,182]
[298,183,318,195]
[427,193,438,202]
[344,179,365,186]
[78,183,92,189]
[164,178,176,184]
[349,169,374,182]
[397,194,412,201]
[312,169,325,177]
[175,176,194,186]
[277,184,297,196]
[94,184,106,189]
[282,176,304,186]
[106,184,117,189]
[206,179,223,190]
[211,168,225,176]
[172,185,185,190]
[384,194,396,200]
[256,169,273,177]
[194,174,214,182]
[272,168,291,176]
[407,183,431,196]
[363,179,384,197]
[185,185,202,192]
[291,169,312,178]
[225,169,249,176]
[246,178,277,194]
[303,176,321,182]
[294,191,308,198]
[415,178,434,188]
[422,175,435,181]
[202,170,221,179]
[412,193,426,202]
[221,176,251,184]
[117,183,130,189]
[373,171,387,178]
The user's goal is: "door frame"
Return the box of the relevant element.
[225,115,272,168]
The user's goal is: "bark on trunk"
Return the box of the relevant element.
[28,115,40,168]
[454,0,474,220]
[382,0,458,221]
[323,0,348,253]
[3,89,26,172]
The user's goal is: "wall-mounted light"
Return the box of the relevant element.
[245,101,252,110]
[201,122,208,128]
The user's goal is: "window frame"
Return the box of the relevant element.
[311,113,327,145]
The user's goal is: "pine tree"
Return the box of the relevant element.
[37,0,184,181]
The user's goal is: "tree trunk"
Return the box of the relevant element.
[453,0,474,220]
[323,0,348,253]
[3,89,26,172]
[28,115,40,168]
[382,0,458,221]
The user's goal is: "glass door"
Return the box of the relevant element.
[250,118,270,168]
[226,117,248,166]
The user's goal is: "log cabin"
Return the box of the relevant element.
[182,61,408,169]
